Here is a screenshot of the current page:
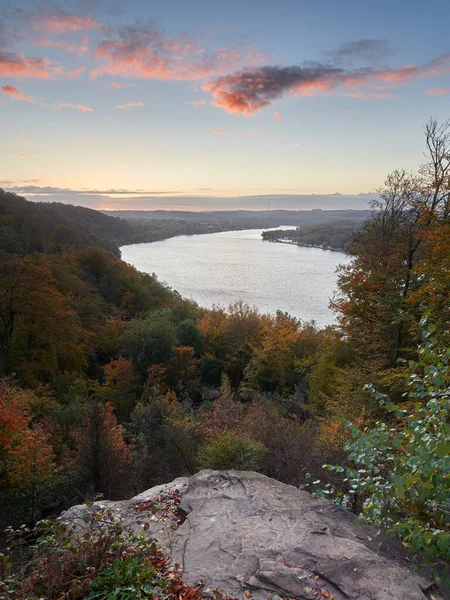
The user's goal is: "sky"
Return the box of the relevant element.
[1,0,450,210]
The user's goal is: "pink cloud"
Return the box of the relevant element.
[1,85,33,101]
[37,36,89,56]
[192,99,206,106]
[76,104,94,112]
[274,111,283,120]
[340,91,394,99]
[343,53,450,89]
[32,12,102,33]
[56,102,93,112]
[109,82,136,88]
[65,66,87,79]
[115,101,144,110]
[0,52,52,79]
[428,87,450,96]
[0,52,85,80]
[206,52,450,115]
[89,25,266,82]
[211,129,225,135]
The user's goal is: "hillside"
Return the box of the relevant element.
[0,190,139,257]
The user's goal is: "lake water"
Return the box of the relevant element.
[120,228,351,327]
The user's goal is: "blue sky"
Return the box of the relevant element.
[1,0,450,209]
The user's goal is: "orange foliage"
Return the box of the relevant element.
[0,389,56,494]
[198,308,228,353]
[103,357,135,389]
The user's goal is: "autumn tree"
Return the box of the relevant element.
[334,119,450,370]
[0,384,57,526]
[101,357,137,420]
[244,312,319,394]
[75,400,132,500]
[0,254,87,384]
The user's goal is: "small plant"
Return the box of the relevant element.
[0,506,207,599]
[197,430,267,471]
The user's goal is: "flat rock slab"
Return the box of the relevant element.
[171,471,445,600]
[61,470,447,600]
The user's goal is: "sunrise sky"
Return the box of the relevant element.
[1,0,450,210]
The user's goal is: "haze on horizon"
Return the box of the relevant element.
[1,0,450,211]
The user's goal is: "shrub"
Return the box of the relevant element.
[0,508,205,600]
[197,430,267,471]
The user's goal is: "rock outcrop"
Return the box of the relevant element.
[62,470,447,600]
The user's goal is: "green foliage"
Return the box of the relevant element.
[129,397,196,486]
[319,320,450,576]
[197,430,267,471]
[120,311,178,380]
[176,319,202,353]
[0,508,199,600]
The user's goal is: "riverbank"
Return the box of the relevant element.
[265,236,347,253]
[261,222,362,254]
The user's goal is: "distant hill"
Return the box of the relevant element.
[0,190,137,257]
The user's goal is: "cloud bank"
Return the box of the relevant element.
[0,183,377,211]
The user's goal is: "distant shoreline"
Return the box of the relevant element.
[263,237,348,254]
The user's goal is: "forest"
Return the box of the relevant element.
[0,119,449,593]
[261,220,362,251]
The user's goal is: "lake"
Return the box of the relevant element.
[120,228,352,327]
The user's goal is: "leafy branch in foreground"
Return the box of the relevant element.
[312,318,450,577]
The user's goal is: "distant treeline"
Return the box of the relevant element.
[262,220,362,251]
[1,190,369,258]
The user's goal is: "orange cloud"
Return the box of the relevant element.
[206,52,450,115]
[33,12,102,33]
[13,153,35,158]
[1,85,33,101]
[115,101,144,110]
[192,99,206,106]
[76,104,94,112]
[0,52,52,79]
[211,129,225,135]
[56,102,93,112]
[109,82,136,88]
[0,52,85,80]
[428,87,450,96]
[274,112,283,120]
